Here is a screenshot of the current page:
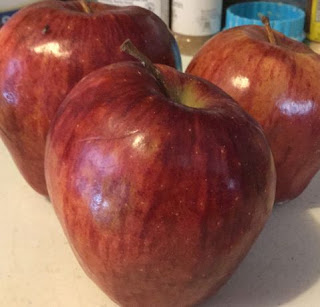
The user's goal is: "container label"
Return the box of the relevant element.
[308,0,320,41]
[98,0,169,25]
[171,0,222,36]
[0,9,17,27]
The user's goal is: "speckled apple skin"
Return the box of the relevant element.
[0,0,181,195]
[45,62,275,307]
[187,25,320,203]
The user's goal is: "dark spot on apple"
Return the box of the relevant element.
[42,25,50,35]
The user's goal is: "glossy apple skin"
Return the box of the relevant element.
[0,0,181,195]
[45,61,275,306]
[187,25,320,203]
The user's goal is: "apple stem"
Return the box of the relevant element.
[121,39,171,99]
[79,0,92,14]
[260,15,276,45]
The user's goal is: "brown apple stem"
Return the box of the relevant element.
[79,0,92,14]
[120,39,171,99]
[260,15,276,45]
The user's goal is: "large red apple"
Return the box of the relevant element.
[44,41,276,306]
[187,23,320,203]
[0,0,180,195]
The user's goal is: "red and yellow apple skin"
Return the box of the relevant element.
[45,62,275,307]
[187,25,320,203]
[0,0,181,195]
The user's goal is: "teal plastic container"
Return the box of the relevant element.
[225,1,306,41]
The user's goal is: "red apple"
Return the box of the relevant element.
[0,0,181,195]
[187,23,320,203]
[44,41,275,306]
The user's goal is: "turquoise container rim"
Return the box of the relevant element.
[225,1,306,41]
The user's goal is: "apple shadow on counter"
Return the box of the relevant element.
[200,172,320,307]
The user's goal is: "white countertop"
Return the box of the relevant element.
[1,135,320,307]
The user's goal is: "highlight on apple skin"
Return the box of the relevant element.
[187,24,320,203]
[0,0,181,195]
[45,59,276,306]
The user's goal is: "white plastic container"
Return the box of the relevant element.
[97,0,170,26]
[0,0,38,26]
[171,0,223,56]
